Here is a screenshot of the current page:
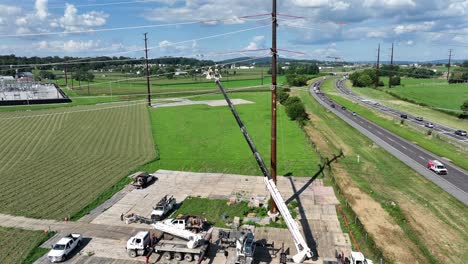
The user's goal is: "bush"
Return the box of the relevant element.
[389,76,401,86]
[356,74,373,87]
[278,91,290,105]
[286,74,309,86]
[284,96,301,107]
[378,80,384,87]
[285,101,308,122]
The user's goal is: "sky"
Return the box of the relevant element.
[0,0,468,62]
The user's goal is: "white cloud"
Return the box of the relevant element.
[36,40,100,52]
[291,0,328,8]
[363,0,415,8]
[244,35,265,50]
[58,4,108,32]
[394,21,435,34]
[35,0,48,21]
[331,1,350,11]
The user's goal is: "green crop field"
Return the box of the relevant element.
[381,77,468,112]
[140,92,320,176]
[0,102,155,219]
[348,81,468,131]
[0,227,51,264]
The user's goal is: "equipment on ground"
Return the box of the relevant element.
[129,171,156,189]
[161,214,206,233]
[214,79,313,263]
[151,195,176,221]
[47,233,82,263]
[219,229,256,264]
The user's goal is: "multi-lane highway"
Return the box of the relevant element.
[334,79,468,144]
[310,79,468,205]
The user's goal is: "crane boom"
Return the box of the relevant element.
[152,222,204,249]
[214,79,313,263]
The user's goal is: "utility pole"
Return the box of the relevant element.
[389,43,394,88]
[144,33,151,106]
[270,0,278,215]
[64,64,68,88]
[447,49,453,81]
[375,43,380,88]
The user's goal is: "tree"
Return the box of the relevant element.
[278,90,290,105]
[38,70,56,80]
[462,61,468,68]
[356,74,373,87]
[286,74,309,86]
[461,100,468,114]
[285,100,308,122]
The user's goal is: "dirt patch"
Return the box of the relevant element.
[331,166,427,263]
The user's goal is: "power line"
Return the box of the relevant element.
[0,17,270,38]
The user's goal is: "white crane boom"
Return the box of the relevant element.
[214,79,313,263]
[152,222,204,249]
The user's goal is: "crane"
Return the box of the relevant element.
[211,73,313,263]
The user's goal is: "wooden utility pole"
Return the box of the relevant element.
[270,0,278,214]
[447,49,453,81]
[389,43,394,88]
[144,33,151,106]
[375,43,380,88]
[64,64,68,88]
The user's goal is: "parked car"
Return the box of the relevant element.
[400,114,408,119]
[425,122,434,128]
[341,106,346,110]
[415,116,424,121]
[331,104,335,108]
[427,160,448,175]
[455,130,467,136]
[47,234,82,262]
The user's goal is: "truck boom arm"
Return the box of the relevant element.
[152,222,204,249]
[214,79,313,263]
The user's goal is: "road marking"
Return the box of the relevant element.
[401,145,407,150]
[419,156,425,161]
[387,137,395,142]
[377,131,383,135]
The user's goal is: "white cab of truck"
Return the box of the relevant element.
[427,160,448,175]
[349,251,374,264]
[126,231,151,257]
[47,234,82,263]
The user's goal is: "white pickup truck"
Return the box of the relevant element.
[47,234,82,263]
[151,195,176,221]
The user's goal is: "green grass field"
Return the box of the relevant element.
[52,68,284,97]
[299,87,468,263]
[382,77,468,112]
[0,102,155,219]
[0,227,51,264]
[348,81,468,131]
[140,92,320,176]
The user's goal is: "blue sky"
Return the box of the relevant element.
[0,0,468,61]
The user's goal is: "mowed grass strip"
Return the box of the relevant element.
[0,103,155,219]
[141,92,320,176]
[299,89,468,263]
[0,227,51,264]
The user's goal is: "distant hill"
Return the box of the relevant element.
[217,56,321,65]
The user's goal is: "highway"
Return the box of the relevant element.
[310,79,468,205]
[334,79,468,145]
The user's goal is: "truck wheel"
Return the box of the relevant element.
[194,254,200,261]
[184,253,193,262]
[162,252,172,260]
[174,252,183,261]
[128,250,137,258]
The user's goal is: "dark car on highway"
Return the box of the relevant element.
[455,130,467,136]
[400,114,408,119]
[425,122,434,128]
[415,116,424,121]
[341,106,346,110]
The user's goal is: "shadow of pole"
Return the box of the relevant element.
[287,176,319,260]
